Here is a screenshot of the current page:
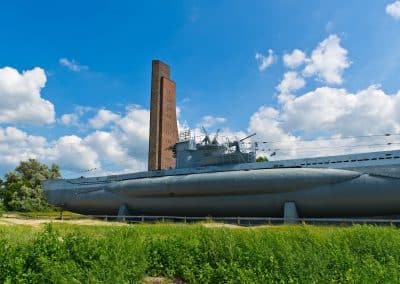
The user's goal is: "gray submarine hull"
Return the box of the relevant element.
[43,167,400,217]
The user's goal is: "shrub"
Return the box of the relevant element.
[1,159,61,212]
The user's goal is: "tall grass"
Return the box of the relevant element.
[1,224,400,283]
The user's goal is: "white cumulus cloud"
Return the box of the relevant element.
[0,66,55,124]
[0,127,48,167]
[303,34,350,85]
[276,71,306,103]
[281,85,400,136]
[84,131,127,164]
[387,1,400,19]
[60,113,80,127]
[249,33,400,159]
[249,106,296,143]
[89,109,121,129]
[248,85,400,160]
[283,49,307,68]
[53,135,100,170]
[58,106,94,128]
[0,104,151,176]
[197,115,227,128]
[255,49,276,71]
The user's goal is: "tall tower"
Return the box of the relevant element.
[148,60,179,171]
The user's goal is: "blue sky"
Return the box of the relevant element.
[1,1,400,177]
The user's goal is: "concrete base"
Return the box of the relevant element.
[117,204,130,221]
[284,202,299,224]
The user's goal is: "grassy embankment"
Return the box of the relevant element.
[1,223,400,283]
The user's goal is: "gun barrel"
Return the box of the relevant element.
[240,133,256,142]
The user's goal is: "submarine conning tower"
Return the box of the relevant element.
[148,60,179,171]
[174,131,256,169]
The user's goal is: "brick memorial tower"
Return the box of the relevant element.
[148,60,179,171]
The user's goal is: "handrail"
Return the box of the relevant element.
[2,212,400,225]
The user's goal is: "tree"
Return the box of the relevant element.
[0,178,4,211]
[256,156,269,162]
[2,159,61,212]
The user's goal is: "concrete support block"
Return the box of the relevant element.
[284,201,299,224]
[117,204,129,221]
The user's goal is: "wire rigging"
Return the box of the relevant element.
[69,132,400,176]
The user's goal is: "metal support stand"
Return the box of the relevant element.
[284,202,299,224]
[117,204,129,222]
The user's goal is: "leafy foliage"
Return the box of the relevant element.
[1,159,61,212]
[0,178,4,211]
[256,156,268,162]
[1,223,400,283]
[0,224,147,283]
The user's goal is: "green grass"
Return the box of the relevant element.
[1,223,400,283]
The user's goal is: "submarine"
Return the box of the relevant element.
[42,59,400,219]
[43,130,400,218]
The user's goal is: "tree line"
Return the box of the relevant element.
[0,159,61,212]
